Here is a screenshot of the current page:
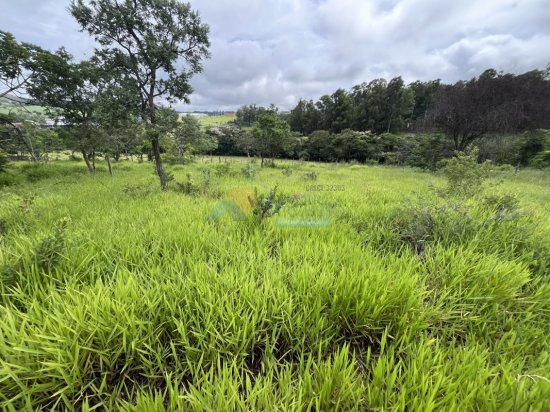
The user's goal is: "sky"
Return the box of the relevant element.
[1,0,549,111]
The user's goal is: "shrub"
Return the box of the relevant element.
[241,162,258,179]
[0,173,21,187]
[442,148,492,197]
[176,173,200,196]
[303,171,318,181]
[530,150,550,169]
[281,166,293,177]
[22,164,56,182]
[122,184,155,198]
[2,218,69,289]
[213,162,234,177]
[250,186,287,219]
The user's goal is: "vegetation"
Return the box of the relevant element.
[0,159,548,410]
[200,114,236,126]
[1,1,549,410]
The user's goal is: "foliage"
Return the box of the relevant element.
[530,150,550,169]
[0,149,8,173]
[175,115,217,156]
[241,162,258,179]
[303,171,318,180]
[70,0,210,189]
[250,186,287,219]
[251,107,292,162]
[429,69,550,150]
[442,148,492,197]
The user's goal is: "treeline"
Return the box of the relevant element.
[224,67,550,168]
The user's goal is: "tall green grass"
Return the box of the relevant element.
[0,160,549,410]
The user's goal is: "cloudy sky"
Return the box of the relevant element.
[1,0,549,111]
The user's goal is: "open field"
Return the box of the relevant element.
[199,114,236,126]
[0,159,549,410]
[0,103,48,120]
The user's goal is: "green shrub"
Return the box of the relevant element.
[21,163,58,182]
[530,150,550,169]
[303,171,318,181]
[241,162,258,179]
[122,184,155,198]
[442,148,492,197]
[0,173,21,187]
[213,162,235,177]
[176,173,200,196]
[250,186,287,219]
[281,166,293,177]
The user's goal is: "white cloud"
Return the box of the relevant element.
[1,0,548,111]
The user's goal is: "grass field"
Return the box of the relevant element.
[199,114,236,126]
[0,103,48,119]
[0,159,549,410]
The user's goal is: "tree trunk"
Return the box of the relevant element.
[92,151,96,172]
[81,150,94,174]
[151,134,167,191]
[106,154,113,177]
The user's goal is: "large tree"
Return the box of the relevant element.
[70,0,210,190]
[251,107,291,166]
[430,68,550,150]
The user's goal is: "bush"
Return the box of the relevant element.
[529,150,550,169]
[213,162,235,177]
[241,162,258,179]
[250,186,287,219]
[0,173,21,187]
[21,164,57,182]
[408,134,448,171]
[281,166,293,177]
[303,171,318,181]
[175,173,200,196]
[442,148,492,197]
[122,184,155,198]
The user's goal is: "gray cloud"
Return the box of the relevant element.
[1,0,549,111]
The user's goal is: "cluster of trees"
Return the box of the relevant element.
[1,0,210,189]
[2,2,549,179]
[288,68,550,147]
[288,77,438,135]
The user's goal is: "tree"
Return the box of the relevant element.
[0,31,51,101]
[235,104,266,127]
[289,99,322,135]
[429,68,550,150]
[174,115,216,157]
[409,80,440,121]
[28,50,109,173]
[251,107,291,166]
[0,31,58,161]
[385,77,414,132]
[71,0,210,190]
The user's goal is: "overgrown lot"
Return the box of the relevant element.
[0,158,549,410]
